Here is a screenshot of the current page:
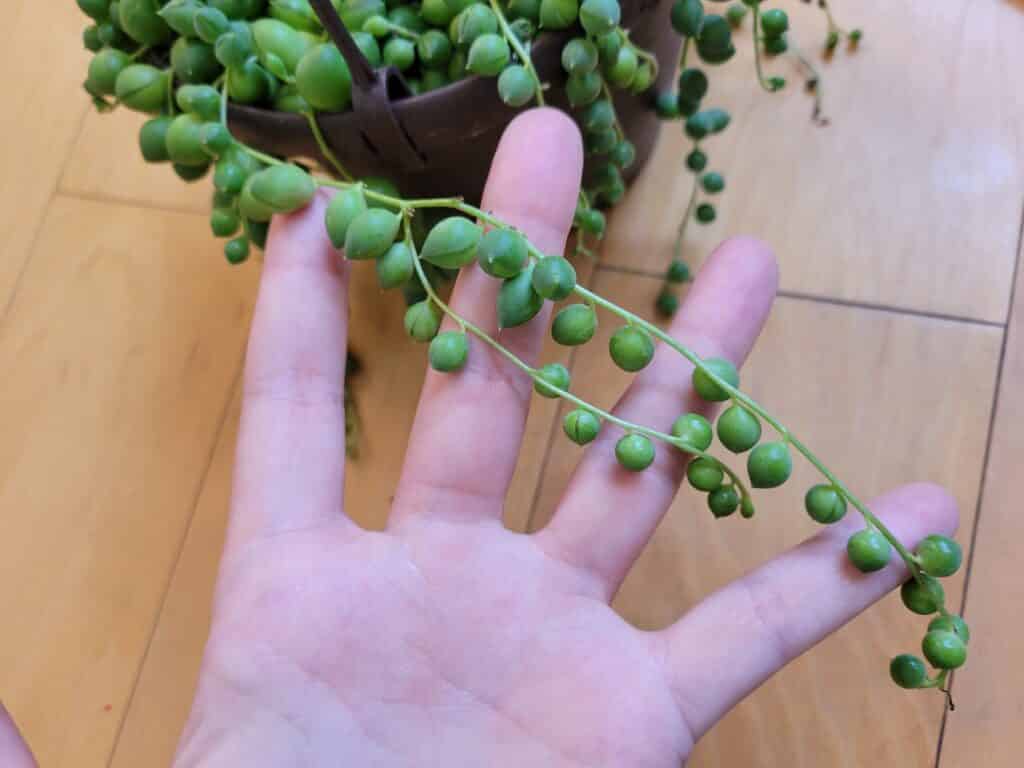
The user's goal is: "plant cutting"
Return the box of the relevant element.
[74,0,966,703]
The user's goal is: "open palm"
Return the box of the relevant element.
[172,110,956,767]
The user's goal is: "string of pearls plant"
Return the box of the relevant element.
[76,0,966,700]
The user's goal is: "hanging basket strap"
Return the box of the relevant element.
[307,0,426,170]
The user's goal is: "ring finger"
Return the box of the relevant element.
[536,237,778,597]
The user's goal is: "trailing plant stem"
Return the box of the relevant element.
[750,5,778,92]
[225,104,919,601]
[304,111,354,181]
[489,0,545,106]
[673,174,699,263]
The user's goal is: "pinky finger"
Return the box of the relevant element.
[657,483,959,741]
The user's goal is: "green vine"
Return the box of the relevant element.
[76,0,961,705]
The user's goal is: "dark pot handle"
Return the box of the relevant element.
[307,0,426,171]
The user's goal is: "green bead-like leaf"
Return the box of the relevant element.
[404,300,442,342]
[498,65,535,107]
[498,263,544,328]
[429,331,470,373]
[467,33,510,76]
[478,229,528,278]
[249,165,316,214]
[534,363,571,398]
[139,117,173,163]
[119,0,173,45]
[165,113,209,166]
[539,0,579,30]
[670,0,703,37]
[420,217,483,269]
[579,0,620,36]
[296,43,353,111]
[376,242,415,289]
[563,409,601,445]
[551,304,597,346]
[115,64,170,114]
[344,209,401,260]
[88,49,132,97]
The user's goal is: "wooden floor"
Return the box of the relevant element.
[2,1,1022,765]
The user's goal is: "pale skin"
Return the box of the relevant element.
[0,109,957,767]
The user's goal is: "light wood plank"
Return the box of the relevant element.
[61,108,213,216]
[0,3,91,305]
[601,0,1024,322]
[937,232,1024,765]
[107,255,592,764]
[528,269,1000,766]
[0,196,258,767]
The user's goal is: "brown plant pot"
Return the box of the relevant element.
[227,0,680,204]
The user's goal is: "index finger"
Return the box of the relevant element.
[229,191,355,556]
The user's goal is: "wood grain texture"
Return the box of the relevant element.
[527,269,1001,766]
[601,0,1024,322]
[61,108,213,216]
[937,228,1024,766]
[0,197,258,767]
[105,255,590,765]
[0,2,91,306]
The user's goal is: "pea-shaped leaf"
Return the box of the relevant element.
[551,303,597,345]
[165,113,210,166]
[139,117,173,163]
[195,6,231,43]
[239,175,276,223]
[158,0,202,37]
[215,25,255,69]
[670,0,703,38]
[497,65,535,107]
[176,84,221,119]
[274,83,312,113]
[339,0,387,31]
[119,0,173,45]
[244,217,270,250]
[211,207,241,238]
[539,0,579,30]
[296,43,352,111]
[508,0,541,22]
[227,57,272,104]
[595,29,621,65]
[579,0,620,36]
[561,38,598,76]
[77,0,111,22]
[454,5,498,46]
[420,216,482,269]
[566,71,601,106]
[376,242,415,289]
[630,61,654,94]
[497,263,544,328]
[404,300,442,342]
[249,165,316,213]
[467,33,510,76]
[532,256,576,300]
[344,209,401,260]
[115,64,170,114]
[677,68,708,102]
[214,146,263,194]
[269,0,322,33]
[478,229,528,278]
[173,162,211,183]
[252,18,315,74]
[325,187,368,248]
[417,29,453,68]
[87,49,132,97]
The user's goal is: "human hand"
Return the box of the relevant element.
[173,109,957,767]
